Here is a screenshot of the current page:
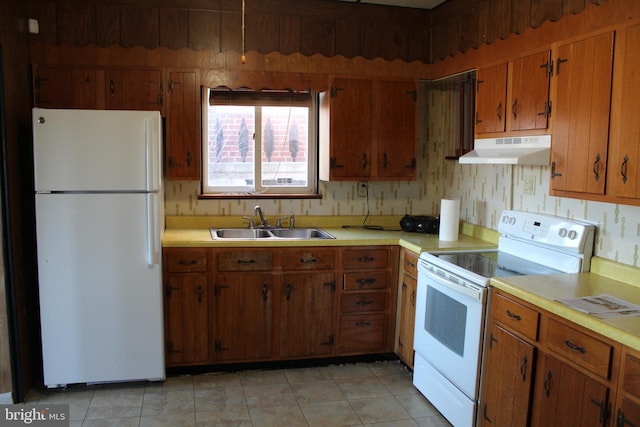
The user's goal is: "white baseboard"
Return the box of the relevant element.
[0,392,13,404]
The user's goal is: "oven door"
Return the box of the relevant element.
[414,261,487,400]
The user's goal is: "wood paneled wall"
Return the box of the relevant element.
[27,0,607,64]
[26,0,431,63]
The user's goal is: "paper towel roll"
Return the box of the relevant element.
[439,199,460,241]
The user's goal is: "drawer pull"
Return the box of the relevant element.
[300,257,318,264]
[407,261,415,268]
[355,300,373,306]
[358,256,375,262]
[357,278,377,286]
[178,259,198,266]
[237,259,256,265]
[506,310,521,320]
[355,321,371,327]
[564,339,586,354]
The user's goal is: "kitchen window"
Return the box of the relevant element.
[202,87,318,196]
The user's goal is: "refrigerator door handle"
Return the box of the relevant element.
[146,193,158,267]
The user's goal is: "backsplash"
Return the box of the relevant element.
[164,82,640,268]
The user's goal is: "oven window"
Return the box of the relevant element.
[425,286,467,357]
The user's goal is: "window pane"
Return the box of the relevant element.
[260,106,309,188]
[207,105,255,191]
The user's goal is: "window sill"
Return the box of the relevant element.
[198,193,323,200]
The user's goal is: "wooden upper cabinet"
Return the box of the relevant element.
[508,50,552,132]
[550,32,614,196]
[165,70,201,180]
[34,66,98,109]
[609,23,640,200]
[320,77,417,181]
[475,63,507,134]
[377,80,417,179]
[105,69,164,114]
[322,77,373,180]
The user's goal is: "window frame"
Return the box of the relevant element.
[200,87,319,198]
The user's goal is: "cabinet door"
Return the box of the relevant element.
[610,23,640,199]
[531,353,610,427]
[377,80,417,179]
[508,51,551,131]
[480,324,535,427]
[35,66,98,109]
[475,63,507,134]
[280,272,336,358]
[105,69,164,113]
[551,32,614,195]
[214,274,273,361]
[397,273,416,367]
[328,78,372,179]
[615,348,640,427]
[166,71,201,180]
[164,274,210,366]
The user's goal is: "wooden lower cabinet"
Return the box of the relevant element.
[396,249,418,367]
[615,347,640,426]
[481,289,621,427]
[163,245,395,367]
[481,324,535,427]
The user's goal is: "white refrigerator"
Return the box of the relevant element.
[33,108,165,387]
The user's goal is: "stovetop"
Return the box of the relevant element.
[434,251,562,279]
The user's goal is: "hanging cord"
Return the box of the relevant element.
[241,0,246,64]
[342,183,383,230]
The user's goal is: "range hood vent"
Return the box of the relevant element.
[459,135,551,165]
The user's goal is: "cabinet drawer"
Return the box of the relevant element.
[341,292,386,313]
[492,293,539,340]
[280,249,335,270]
[217,251,273,271]
[544,317,613,379]
[403,250,419,277]
[343,271,388,291]
[166,248,208,273]
[338,314,385,353]
[342,248,389,270]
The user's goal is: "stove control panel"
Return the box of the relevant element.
[498,210,595,254]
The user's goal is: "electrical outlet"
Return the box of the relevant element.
[357,181,368,197]
[523,175,536,195]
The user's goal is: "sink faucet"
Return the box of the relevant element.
[254,205,267,228]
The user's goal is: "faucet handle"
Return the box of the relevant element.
[242,216,256,229]
[275,216,288,228]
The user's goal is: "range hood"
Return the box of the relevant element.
[459,135,551,165]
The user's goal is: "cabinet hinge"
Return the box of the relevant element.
[214,340,229,352]
[321,333,334,346]
[541,60,553,77]
[330,86,344,97]
[214,283,229,296]
[407,90,417,101]
[324,280,336,292]
[166,343,181,354]
[476,79,484,92]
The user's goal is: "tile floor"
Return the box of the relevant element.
[27,360,452,427]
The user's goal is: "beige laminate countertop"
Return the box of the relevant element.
[491,269,640,352]
[162,226,498,254]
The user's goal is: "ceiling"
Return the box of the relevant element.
[334,0,446,9]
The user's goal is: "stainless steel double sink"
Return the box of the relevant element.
[210,227,335,240]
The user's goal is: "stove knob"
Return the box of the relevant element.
[559,228,568,238]
[509,216,516,225]
[502,215,510,224]
[568,230,578,240]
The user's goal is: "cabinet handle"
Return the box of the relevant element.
[361,153,368,169]
[285,283,292,300]
[262,283,269,301]
[358,256,375,262]
[357,277,377,287]
[236,259,256,265]
[506,309,521,320]
[593,153,601,181]
[197,285,203,303]
[556,57,569,75]
[410,290,415,307]
[300,257,318,264]
[621,154,629,184]
[520,355,528,382]
[355,299,373,306]
[564,339,586,354]
[178,259,198,266]
[497,101,503,122]
[551,161,563,178]
[355,321,371,327]
[109,79,115,96]
[186,151,192,167]
[407,261,415,268]
[511,98,518,120]
[543,371,552,398]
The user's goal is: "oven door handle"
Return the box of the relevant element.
[421,268,485,301]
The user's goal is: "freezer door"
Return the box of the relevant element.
[33,108,162,192]
[36,193,164,386]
